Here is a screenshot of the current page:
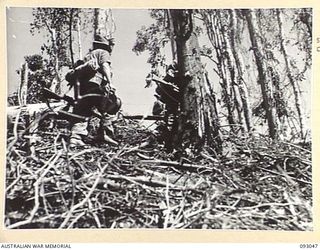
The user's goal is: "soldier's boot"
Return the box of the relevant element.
[70,134,86,147]
[103,131,118,146]
[96,123,118,146]
[69,122,88,147]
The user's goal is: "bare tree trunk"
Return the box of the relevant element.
[216,10,246,134]
[229,9,252,132]
[76,17,82,60]
[50,28,61,94]
[166,9,177,61]
[17,63,37,157]
[276,9,306,138]
[69,9,75,66]
[42,17,61,94]
[18,63,28,106]
[105,9,116,39]
[203,11,237,133]
[94,8,108,37]
[203,71,222,150]
[170,9,222,152]
[243,9,278,139]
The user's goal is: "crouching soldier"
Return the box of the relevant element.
[150,62,181,151]
[155,62,180,124]
[65,35,121,147]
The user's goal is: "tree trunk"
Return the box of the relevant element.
[170,9,222,152]
[76,17,82,60]
[69,9,75,66]
[229,9,252,132]
[203,71,223,151]
[105,9,116,39]
[216,10,246,134]
[94,8,108,37]
[50,28,61,94]
[18,63,28,106]
[276,9,306,138]
[243,9,278,139]
[203,11,237,133]
[16,63,36,156]
[166,9,177,61]
[42,16,61,94]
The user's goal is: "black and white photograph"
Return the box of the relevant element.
[5,7,313,230]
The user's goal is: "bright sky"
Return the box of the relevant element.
[6,7,157,115]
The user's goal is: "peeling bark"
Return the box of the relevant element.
[170,9,222,151]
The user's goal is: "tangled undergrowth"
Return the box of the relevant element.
[5,112,312,230]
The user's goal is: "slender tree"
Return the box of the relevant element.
[31,8,71,93]
[217,10,248,133]
[166,9,177,61]
[228,9,252,132]
[30,8,87,90]
[18,63,28,106]
[242,9,279,139]
[201,10,238,133]
[69,8,75,66]
[276,9,306,138]
[76,16,83,60]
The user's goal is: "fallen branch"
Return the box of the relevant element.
[7,151,62,229]
[123,115,164,121]
[141,159,208,172]
[59,149,123,228]
[257,166,311,185]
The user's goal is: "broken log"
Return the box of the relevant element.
[7,102,89,124]
[7,102,163,135]
[122,115,164,121]
[7,102,64,118]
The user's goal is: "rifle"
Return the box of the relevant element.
[151,75,179,92]
[43,88,75,105]
[43,87,118,121]
[42,88,90,121]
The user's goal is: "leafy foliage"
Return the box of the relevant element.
[23,8,95,103]
[31,8,73,69]
[290,8,312,79]
[133,9,169,70]
[25,54,53,104]
[25,54,43,72]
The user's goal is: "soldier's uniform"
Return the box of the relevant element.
[153,62,181,151]
[66,35,121,147]
[154,62,180,115]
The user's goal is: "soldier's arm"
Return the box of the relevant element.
[101,62,113,87]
